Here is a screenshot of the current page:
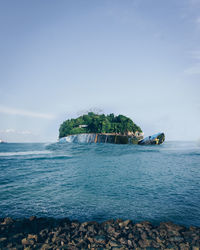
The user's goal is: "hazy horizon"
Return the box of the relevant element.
[0,0,200,142]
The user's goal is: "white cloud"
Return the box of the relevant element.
[185,51,200,75]
[189,50,200,59]
[5,128,16,133]
[184,63,200,75]
[187,0,200,6]
[0,105,55,119]
[20,130,32,135]
[0,129,42,142]
[0,129,32,135]
[196,17,200,23]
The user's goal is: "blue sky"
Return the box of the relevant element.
[0,0,200,142]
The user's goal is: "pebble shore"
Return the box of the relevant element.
[0,217,199,249]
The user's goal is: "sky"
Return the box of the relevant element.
[0,0,200,142]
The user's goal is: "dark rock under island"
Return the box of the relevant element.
[0,217,199,249]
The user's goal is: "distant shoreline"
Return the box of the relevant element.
[1,217,199,249]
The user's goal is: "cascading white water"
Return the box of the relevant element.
[59,134,96,143]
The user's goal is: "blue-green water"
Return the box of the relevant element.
[0,141,199,226]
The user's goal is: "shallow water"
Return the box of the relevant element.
[0,141,199,226]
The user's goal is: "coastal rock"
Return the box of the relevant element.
[138,238,151,248]
[27,233,38,241]
[169,236,184,242]
[160,221,185,232]
[2,217,13,225]
[119,219,131,228]
[21,238,30,245]
[192,247,200,250]
[109,240,120,247]
[0,217,199,249]
[179,242,190,250]
[0,236,7,248]
[29,216,37,222]
[93,235,106,244]
[135,221,153,229]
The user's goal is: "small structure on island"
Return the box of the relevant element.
[78,125,88,128]
[59,112,165,145]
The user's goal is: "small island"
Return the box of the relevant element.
[59,112,143,138]
[0,139,6,144]
[59,113,165,145]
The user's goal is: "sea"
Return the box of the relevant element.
[0,141,199,227]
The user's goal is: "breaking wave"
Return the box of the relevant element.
[0,150,51,157]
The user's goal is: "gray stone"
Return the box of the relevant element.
[169,236,184,242]
[119,220,132,228]
[2,217,13,224]
[94,235,106,244]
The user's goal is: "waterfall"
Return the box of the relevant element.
[59,134,97,143]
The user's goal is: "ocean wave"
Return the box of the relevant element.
[0,150,51,157]
[26,155,73,160]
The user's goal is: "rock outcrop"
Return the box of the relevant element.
[59,133,142,144]
[0,217,199,249]
[59,132,165,145]
[138,133,165,145]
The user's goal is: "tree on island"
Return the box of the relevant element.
[59,112,142,138]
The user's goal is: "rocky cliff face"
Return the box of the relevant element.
[59,132,165,145]
[59,133,143,144]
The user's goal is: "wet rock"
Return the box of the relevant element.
[119,219,131,228]
[135,221,152,229]
[0,237,7,248]
[29,216,37,222]
[2,217,13,225]
[71,221,80,229]
[159,228,168,237]
[119,237,127,245]
[156,236,165,244]
[101,219,114,230]
[152,240,162,248]
[86,237,94,243]
[0,217,199,249]
[74,239,87,248]
[115,218,123,224]
[127,239,133,247]
[160,222,185,232]
[41,243,52,249]
[179,242,190,250]
[192,247,200,250]
[111,246,124,250]
[189,226,198,231]
[138,239,151,248]
[109,240,120,247]
[27,233,38,241]
[141,231,148,240]
[0,237,7,243]
[93,235,106,244]
[128,232,134,239]
[21,238,30,245]
[81,221,90,228]
[169,236,184,242]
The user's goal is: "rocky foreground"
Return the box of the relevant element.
[0,217,199,249]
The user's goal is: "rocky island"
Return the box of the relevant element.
[59,113,165,145]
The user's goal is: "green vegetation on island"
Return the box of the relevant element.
[59,112,142,138]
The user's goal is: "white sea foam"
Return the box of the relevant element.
[0,150,51,157]
[59,134,96,143]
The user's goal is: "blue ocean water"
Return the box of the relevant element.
[0,141,199,227]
